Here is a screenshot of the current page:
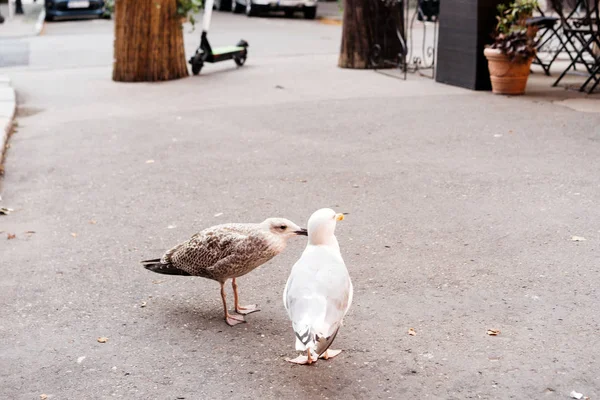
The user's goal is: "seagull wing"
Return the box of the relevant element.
[165,224,252,276]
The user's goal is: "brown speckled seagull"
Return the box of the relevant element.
[141,218,307,326]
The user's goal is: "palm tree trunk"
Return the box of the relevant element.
[113,0,189,82]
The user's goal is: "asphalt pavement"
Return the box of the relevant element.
[1,8,600,400]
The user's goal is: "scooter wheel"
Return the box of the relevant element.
[233,55,246,67]
[192,62,203,75]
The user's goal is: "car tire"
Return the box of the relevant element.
[232,0,244,13]
[303,6,316,19]
[246,0,259,16]
[284,9,295,18]
[215,0,233,11]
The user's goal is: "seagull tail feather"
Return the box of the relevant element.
[141,259,191,276]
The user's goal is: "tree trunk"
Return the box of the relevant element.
[113,0,189,82]
[338,0,405,69]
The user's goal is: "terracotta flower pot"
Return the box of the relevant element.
[484,48,533,95]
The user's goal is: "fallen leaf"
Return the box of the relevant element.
[89,219,97,225]
[146,159,155,164]
[7,233,16,240]
[0,207,13,215]
[140,302,147,308]
[167,225,176,229]
[571,236,586,241]
[408,328,417,336]
[152,280,164,285]
[97,337,108,343]
[40,395,48,400]
[487,329,501,336]
[71,233,77,238]
[214,212,223,217]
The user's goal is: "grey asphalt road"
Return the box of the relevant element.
[1,9,600,400]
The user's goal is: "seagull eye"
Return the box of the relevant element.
[280,225,287,230]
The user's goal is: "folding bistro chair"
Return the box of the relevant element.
[552,0,600,92]
[526,13,562,75]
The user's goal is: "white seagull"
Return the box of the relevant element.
[283,208,353,365]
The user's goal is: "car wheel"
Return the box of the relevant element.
[216,0,233,11]
[232,0,244,13]
[303,6,316,19]
[246,0,259,16]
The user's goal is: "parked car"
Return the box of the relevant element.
[44,0,107,21]
[228,0,318,19]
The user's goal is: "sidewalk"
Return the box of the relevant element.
[0,1,45,38]
[0,76,15,167]
[0,1,43,162]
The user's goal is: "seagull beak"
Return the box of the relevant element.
[294,228,308,236]
[335,213,345,221]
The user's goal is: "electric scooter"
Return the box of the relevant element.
[189,0,249,75]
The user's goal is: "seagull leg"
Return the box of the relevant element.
[286,350,315,365]
[319,349,342,360]
[220,281,245,326]
[232,278,260,315]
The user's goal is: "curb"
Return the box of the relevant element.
[318,16,342,25]
[0,76,17,167]
[35,8,46,35]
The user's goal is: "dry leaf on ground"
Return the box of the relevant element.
[89,219,97,225]
[71,233,77,238]
[146,159,155,164]
[0,207,13,215]
[7,233,16,240]
[140,302,147,308]
[97,337,108,343]
[487,329,501,336]
[40,395,48,400]
[571,236,586,242]
[408,328,417,336]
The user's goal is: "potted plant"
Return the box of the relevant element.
[484,0,538,95]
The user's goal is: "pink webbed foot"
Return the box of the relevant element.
[319,349,342,359]
[235,304,260,315]
[225,313,246,326]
